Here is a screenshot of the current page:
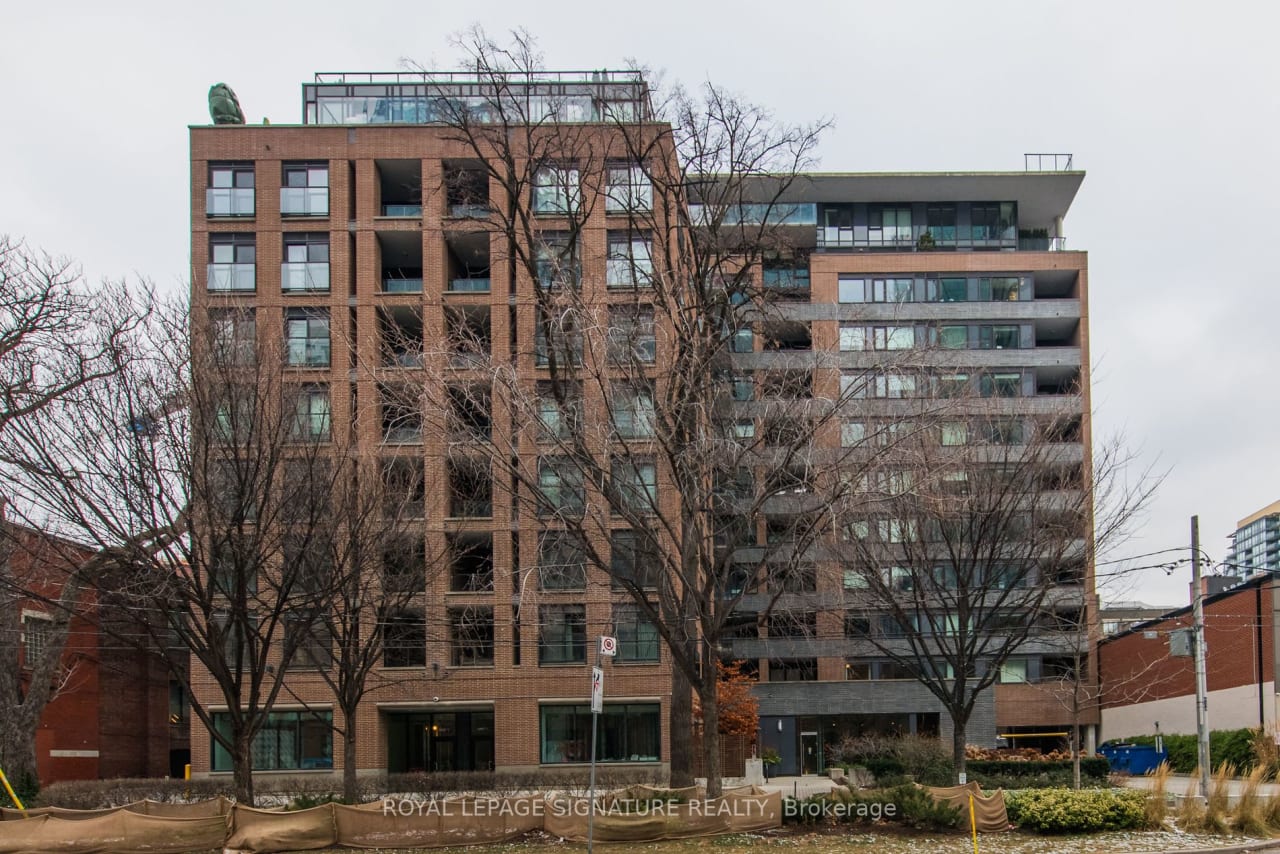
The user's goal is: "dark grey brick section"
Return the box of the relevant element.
[753,680,998,747]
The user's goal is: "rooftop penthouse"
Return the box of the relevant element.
[302,69,652,125]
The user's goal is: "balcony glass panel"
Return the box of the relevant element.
[382,204,423,217]
[449,278,491,293]
[280,187,329,216]
[207,263,255,292]
[206,188,254,217]
[281,263,330,292]
[383,277,423,293]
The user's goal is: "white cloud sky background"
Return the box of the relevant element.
[2,0,1276,606]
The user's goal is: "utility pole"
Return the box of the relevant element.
[1191,515,1211,799]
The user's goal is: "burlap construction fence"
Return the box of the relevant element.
[334,795,545,849]
[923,782,1010,832]
[0,787,782,851]
[0,811,228,853]
[544,784,781,842]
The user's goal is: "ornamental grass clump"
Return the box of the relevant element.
[1145,761,1171,828]
[1233,764,1270,837]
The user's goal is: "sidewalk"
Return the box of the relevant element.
[1124,773,1280,801]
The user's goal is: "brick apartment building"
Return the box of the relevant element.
[1099,575,1276,741]
[3,524,188,783]
[189,70,1095,779]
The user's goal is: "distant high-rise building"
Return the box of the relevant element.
[1228,500,1280,573]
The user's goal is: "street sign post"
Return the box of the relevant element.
[599,636,617,657]
[587,642,611,853]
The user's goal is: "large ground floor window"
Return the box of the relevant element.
[540,703,660,764]
[385,710,494,773]
[212,710,332,771]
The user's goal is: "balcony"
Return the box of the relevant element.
[280,187,329,217]
[382,204,423,217]
[816,224,1017,252]
[449,277,491,293]
[281,262,330,292]
[206,188,254,217]
[383,276,423,293]
[207,263,255,292]
[287,340,331,368]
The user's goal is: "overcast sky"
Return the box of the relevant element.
[2,0,1275,606]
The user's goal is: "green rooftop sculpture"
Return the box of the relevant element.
[208,83,245,125]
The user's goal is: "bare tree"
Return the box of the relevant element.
[388,29,934,796]
[0,300,368,804]
[835,404,1160,782]
[0,237,140,792]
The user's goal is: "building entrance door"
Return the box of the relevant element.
[800,732,819,775]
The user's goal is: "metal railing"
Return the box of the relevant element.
[314,70,645,86]
[1024,153,1075,172]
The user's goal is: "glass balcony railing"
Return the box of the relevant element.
[280,187,329,216]
[206,263,255,292]
[816,223,1017,251]
[449,278,491,293]
[762,269,810,292]
[688,203,817,227]
[287,340,331,368]
[206,188,255,217]
[281,262,330,292]
[447,203,491,218]
[383,277,423,293]
[381,204,423,217]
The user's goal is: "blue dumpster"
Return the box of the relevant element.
[1098,743,1167,775]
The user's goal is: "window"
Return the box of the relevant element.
[941,422,968,446]
[842,569,870,590]
[980,372,1022,398]
[447,458,492,518]
[926,204,956,242]
[844,614,871,638]
[606,233,653,287]
[212,710,332,771]
[539,604,586,664]
[207,163,255,216]
[869,278,913,303]
[282,234,330,292]
[730,327,753,353]
[21,613,51,665]
[980,277,1021,302]
[611,457,657,514]
[289,385,331,441]
[535,309,583,366]
[285,309,330,367]
[938,325,968,349]
[877,660,916,680]
[209,308,256,365]
[768,659,817,682]
[839,326,865,351]
[728,375,753,401]
[449,607,495,667]
[935,277,968,302]
[845,660,871,680]
[447,533,494,591]
[610,383,655,439]
[980,418,1025,444]
[936,373,970,398]
[998,658,1029,684]
[285,613,332,669]
[979,325,1021,350]
[605,164,652,212]
[869,206,911,243]
[208,234,256,292]
[608,305,656,364]
[880,519,918,543]
[613,604,659,663]
[876,326,915,350]
[281,162,329,216]
[538,531,587,590]
[382,608,426,667]
[611,529,658,589]
[838,276,865,303]
[540,703,659,763]
[870,374,917,399]
[535,381,581,440]
[885,565,914,591]
[533,167,580,214]
[534,234,580,289]
[382,537,426,594]
[538,457,585,516]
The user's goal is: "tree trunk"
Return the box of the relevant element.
[343,726,358,803]
[951,720,967,784]
[233,729,255,805]
[700,668,722,798]
[0,716,40,800]
[668,666,693,788]
[1071,721,1082,790]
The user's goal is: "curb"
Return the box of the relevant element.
[1160,841,1280,854]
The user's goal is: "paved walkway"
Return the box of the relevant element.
[697,774,839,798]
[1124,773,1280,802]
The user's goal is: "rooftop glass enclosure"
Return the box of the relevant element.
[304,71,651,125]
